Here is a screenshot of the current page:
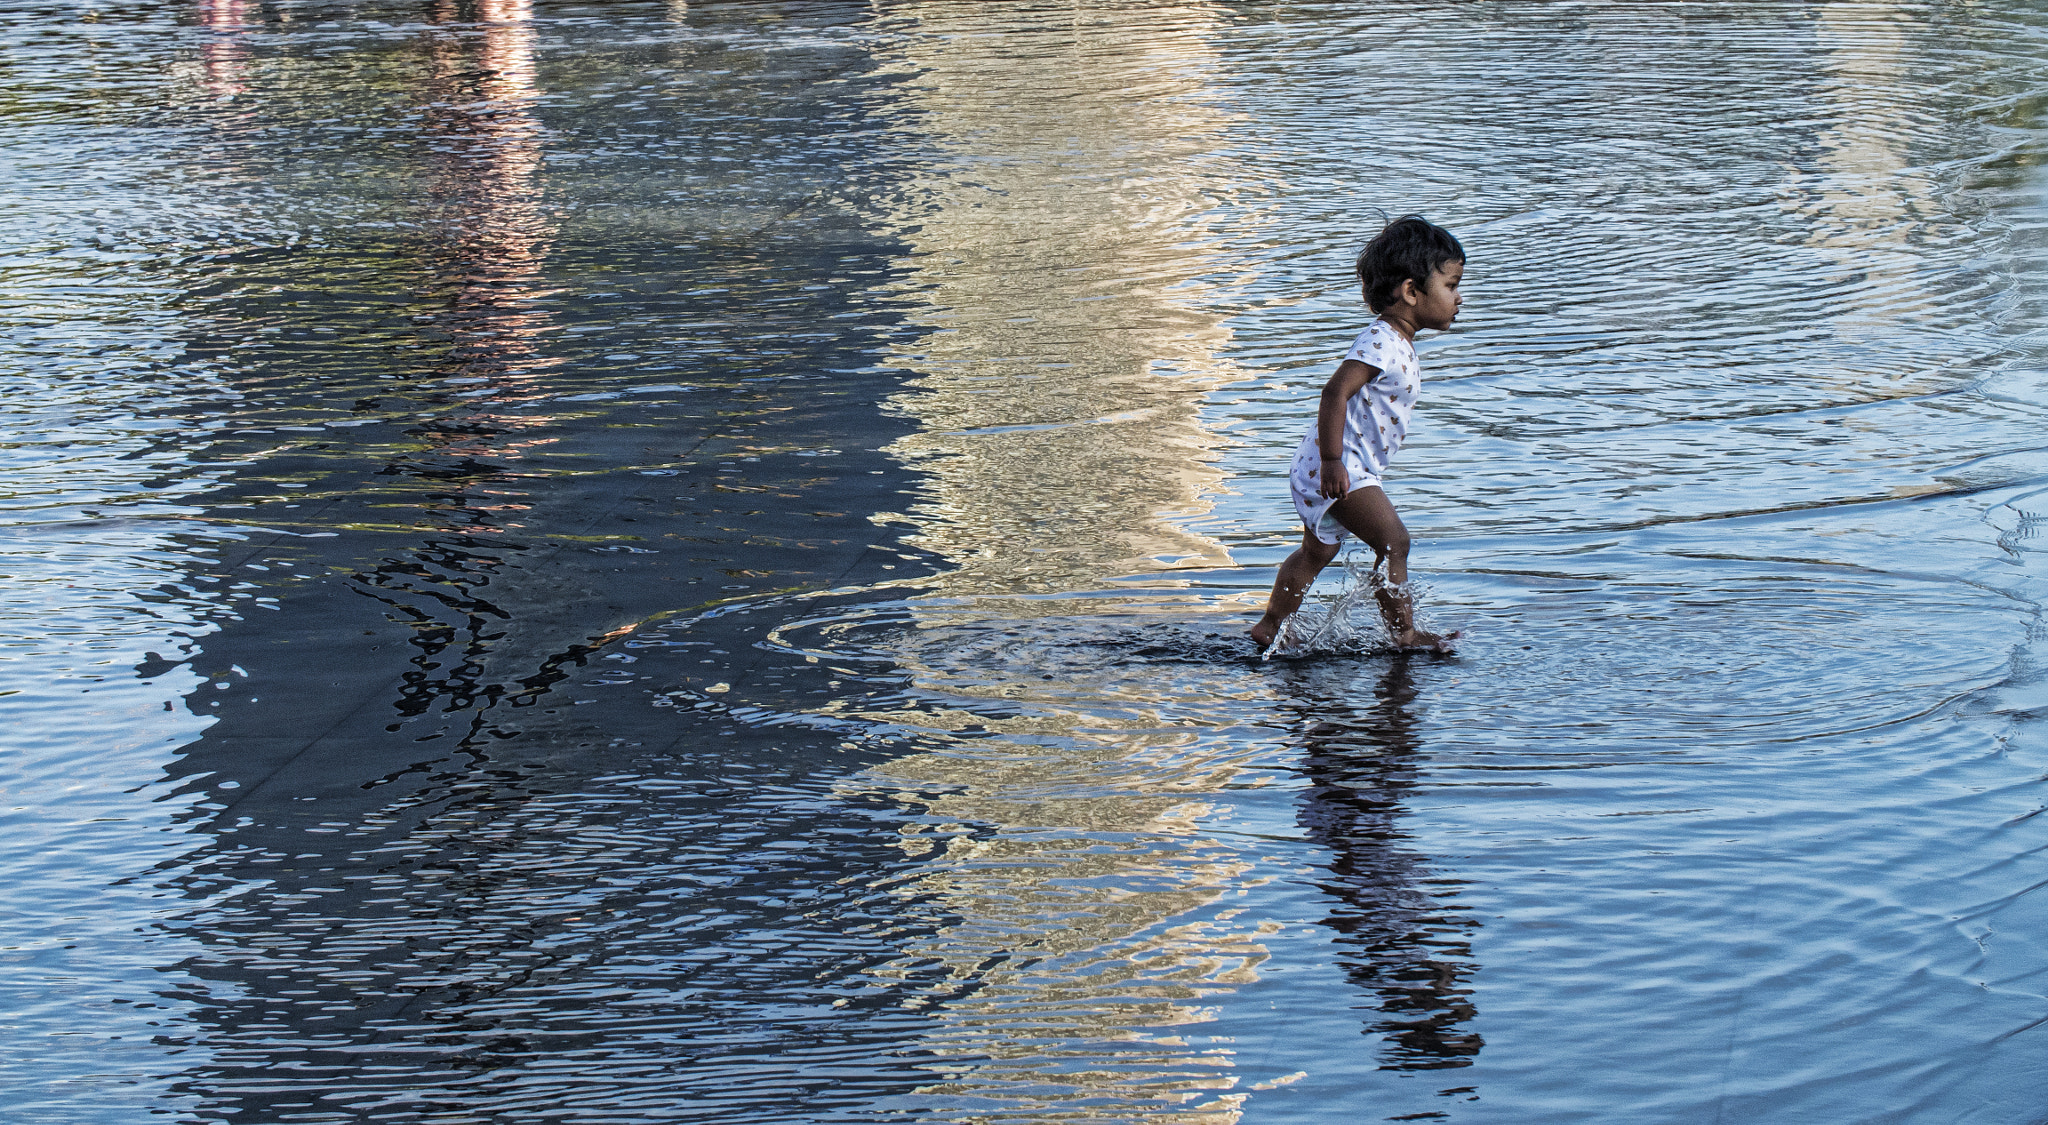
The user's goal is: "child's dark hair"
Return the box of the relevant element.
[1356,215,1464,313]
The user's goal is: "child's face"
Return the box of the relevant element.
[1411,259,1463,331]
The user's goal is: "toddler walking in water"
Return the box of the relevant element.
[1249,216,1463,654]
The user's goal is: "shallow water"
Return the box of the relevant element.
[5,1,2048,1121]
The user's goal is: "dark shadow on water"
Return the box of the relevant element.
[136,2,969,1120]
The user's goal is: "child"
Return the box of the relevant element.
[1249,216,1463,654]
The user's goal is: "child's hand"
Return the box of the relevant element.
[1318,458,1349,499]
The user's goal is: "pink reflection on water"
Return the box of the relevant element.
[412,0,564,486]
[198,0,248,96]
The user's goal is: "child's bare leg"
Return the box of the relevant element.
[1329,486,1454,651]
[1250,529,1339,649]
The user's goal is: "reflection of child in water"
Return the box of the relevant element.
[1250,216,1463,654]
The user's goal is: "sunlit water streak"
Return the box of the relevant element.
[3,1,2048,1123]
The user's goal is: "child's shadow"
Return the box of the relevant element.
[1279,654,1485,1070]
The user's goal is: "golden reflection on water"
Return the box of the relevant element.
[843,5,1281,1115]
[874,0,1249,597]
[1790,4,1971,497]
[1795,5,1937,343]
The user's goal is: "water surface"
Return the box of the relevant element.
[4,2,2048,1122]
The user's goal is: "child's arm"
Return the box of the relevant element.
[1315,359,1377,499]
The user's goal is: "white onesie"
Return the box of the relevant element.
[1288,319,1421,544]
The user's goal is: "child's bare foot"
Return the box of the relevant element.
[1394,628,1461,653]
[1248,617,1282,650]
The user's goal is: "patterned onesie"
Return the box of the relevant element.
[1288,318,1421,545]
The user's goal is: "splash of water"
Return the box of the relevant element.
[1263,550,1414,660]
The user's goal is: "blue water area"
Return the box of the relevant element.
[3,2,2047,1122]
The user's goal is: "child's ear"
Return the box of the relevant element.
[1396,277,1421,306]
